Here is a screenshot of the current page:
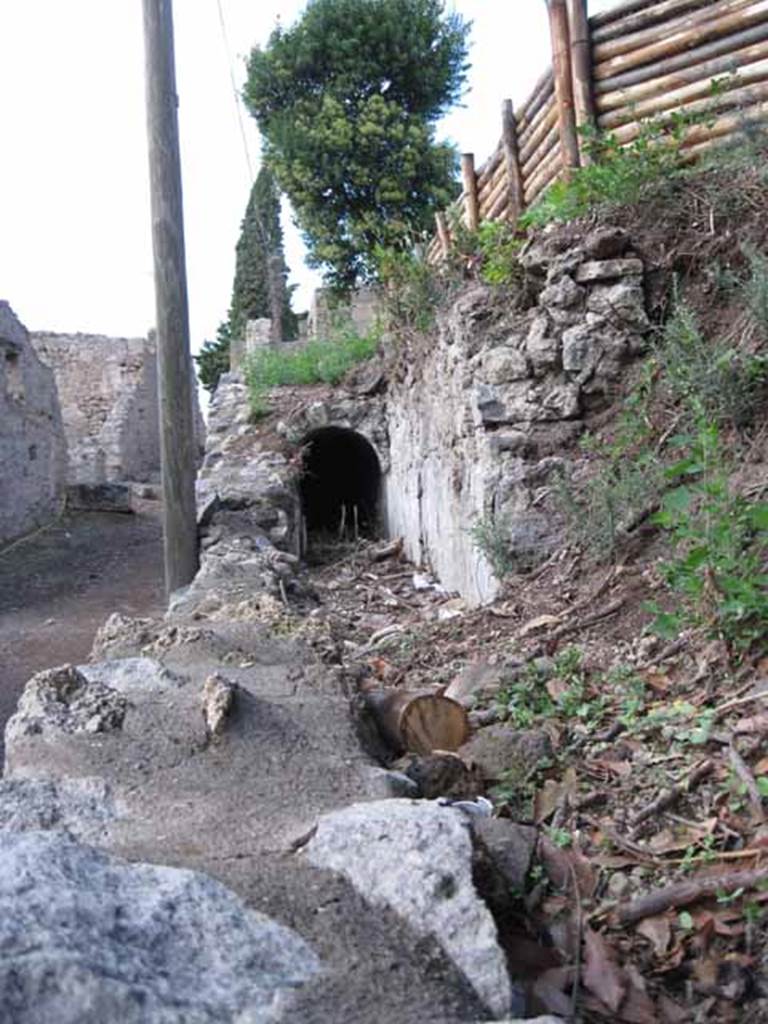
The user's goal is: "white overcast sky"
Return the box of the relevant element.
[0,0,616,351]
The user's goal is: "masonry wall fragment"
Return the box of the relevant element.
[30,330,205,486]
[0,302,66,545]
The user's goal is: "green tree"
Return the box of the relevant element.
[244,0,469,289]
[195,165,297,394]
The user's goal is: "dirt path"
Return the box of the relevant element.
[0,504,165,765]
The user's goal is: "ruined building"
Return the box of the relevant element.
[0,303,66,545]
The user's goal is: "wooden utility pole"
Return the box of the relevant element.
[142,0,199,595]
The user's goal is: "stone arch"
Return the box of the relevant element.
[299,426,382,538]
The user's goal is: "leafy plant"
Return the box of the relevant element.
[520,114,693,230]
[647,420,768,650]
[469,511,514,578]
[244,321,380,417]
[475,221,523,287]
[374,243,449,333]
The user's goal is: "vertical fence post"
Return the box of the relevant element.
[566,0,595,164]
[435,211,451,258]
[461,153,480,231]
[546,0,581,176]
[501,99,525,228]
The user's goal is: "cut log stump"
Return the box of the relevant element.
[366,689,470,756]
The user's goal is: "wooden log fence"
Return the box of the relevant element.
[427,0,768,265]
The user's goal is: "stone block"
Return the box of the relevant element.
[0,831,319,1024]
[562,322,599,376]
[525,314,560,375]
[574,258,644,283]
[539,274,585,309]
[584,226,630,260]
[306,799,514,1017]
[481,347,529,384]
[66,483,133,513]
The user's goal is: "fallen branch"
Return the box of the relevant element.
[529,597,626,654]
[628,759,714,838]
[618,866,768,926]
[369,537,403,563]
[728,739,765,822]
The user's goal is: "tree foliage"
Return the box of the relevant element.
[244,0,470,289]
[196,165,297,393]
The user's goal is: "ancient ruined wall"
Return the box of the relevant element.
[0,303,66,545]
[30,331,205,486]
[385,228,650,605]
[308,287,380,340]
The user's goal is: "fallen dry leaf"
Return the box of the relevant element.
[583,926,626,1013]
[534,766,578,824]
[519,613,562,637]
[636,914,671,957]
[531,966,574,1017]
[657,992,691,1023]
[734,713,768,735]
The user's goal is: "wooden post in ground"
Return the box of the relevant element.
[461,153,480,231]
[547,0,581,175]
[501,99,525,226]
[566,0,595,163]
[142,0,200,596]
[435,211,451,258]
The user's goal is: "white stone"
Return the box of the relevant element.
[306,799,513,1018]
[0,830,319,1024]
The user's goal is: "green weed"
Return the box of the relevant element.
[244,321,379,417]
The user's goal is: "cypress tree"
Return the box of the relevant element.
[196,166,297,393]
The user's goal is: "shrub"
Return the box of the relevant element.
[648,421,768,651]
[244,321,380,417]
[519,116,691,230]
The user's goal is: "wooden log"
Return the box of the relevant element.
[519,101,558,165]
[522,122,559,179]
[593,1,768,83]
[567,0,595,161]
[502,98,525,224]
[516,69,555,132]
[594,0,758,63]
[679,97,768,146]
[526,159,563,207]
[596,30,768,110]
[590,0,664,27]
[524,143,564,205]
[599,60,768,132]
[548,0,581,172]
[365,690,470,756]
[681,124,765,161]
[486,187,513,223]
[518,93,558,155]
[435,211,451,259]
[481,162,514,222]
[461,152,479,231]
[598,19,768,97]
[476,144,503,191]
[592,0,717,43]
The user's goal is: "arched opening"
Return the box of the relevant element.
[299,427,381,541]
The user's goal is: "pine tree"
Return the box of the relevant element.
[196,166,297,393]
[244,0,469,289]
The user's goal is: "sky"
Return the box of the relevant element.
[0,0,617,353]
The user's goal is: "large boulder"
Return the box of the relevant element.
[0,830,319,1024]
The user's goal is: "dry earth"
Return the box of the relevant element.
[0,503,165,763]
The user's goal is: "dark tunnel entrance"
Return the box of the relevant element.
[299,427,382,542]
